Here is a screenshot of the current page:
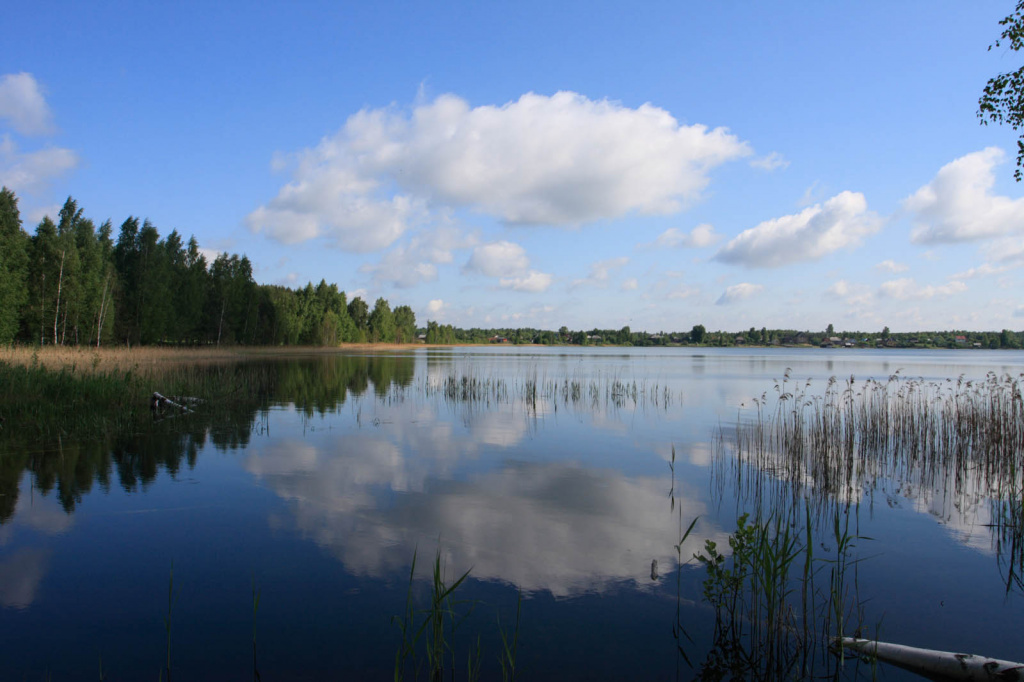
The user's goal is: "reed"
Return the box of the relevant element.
[391,546,527,682]
[412,368,681,414]
[715,370,1024,587]
[693,506,867,681]
[392,547,476,682]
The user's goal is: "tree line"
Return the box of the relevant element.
[0,188,415,347]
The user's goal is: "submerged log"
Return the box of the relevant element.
[150,392,203,412]
[839,638,1024,681]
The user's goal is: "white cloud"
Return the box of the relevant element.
[750,151,789,171]
[874,259,908,273]
[798,181,826,207]
[198,247,221,264]
[645,223,720,249]
[621,278,638,291]
[0,73,54,136]
[0,135,77,195]
[427,299,445,314]
[827,279,872,306]
[948,263,1014,280]
[716,282,763,305]
[249,91,751,249]
[464,240,530,278]
[905,147,1024,244]
[667,285,699,300]
[246,171,421,251]
[983,236,1024,263]
[25,203,59,224]
[714,191,880,268]
[364,227,468,288]
[571,256,628,288]
[878,278,967,300]
[500,271,553,293]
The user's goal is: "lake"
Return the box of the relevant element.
[1,346,1022,680]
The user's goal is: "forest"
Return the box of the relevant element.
[0,188,416,347]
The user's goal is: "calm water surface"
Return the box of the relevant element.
[1,347,1022,680]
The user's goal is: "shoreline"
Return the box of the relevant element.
[2,342,1009,375]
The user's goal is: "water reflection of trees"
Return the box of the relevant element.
[0,354,417,521]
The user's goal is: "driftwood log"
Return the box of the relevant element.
[839,638,1024,681]
[150,392,203,412]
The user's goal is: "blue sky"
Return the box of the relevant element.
[3,1,1024,332]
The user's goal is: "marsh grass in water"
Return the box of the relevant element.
[412,368,681,414]
[392,547,524,682]
[692,507,870,681]
[715,370,1024,591]
[0,352,277,445]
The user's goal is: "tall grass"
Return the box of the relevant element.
[392,547,525,682]
[715,370,1024,588]
[413,368,680,414]
[693,505,868,681]
[0,354,277,445]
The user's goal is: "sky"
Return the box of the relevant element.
[3,1,1024,333]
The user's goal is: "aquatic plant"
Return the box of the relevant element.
[391,547,526,682]
[692,506,868,681]
[412,367,681,415]
[715,371,1024,589]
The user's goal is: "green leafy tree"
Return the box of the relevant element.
[393,305,416,343]
[0,188,29,344]
[27,216,61,345]
[690,324,706,344]
[980,1,1024,180]
[368,297,395,342]
[347,296,369,341]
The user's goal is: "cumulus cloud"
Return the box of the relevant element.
[714,191,880,267]
[0,135,77,195]
[0,73,54,135]
[644,223,720,249]
[246,171,422,251]
[716,282,763,305]
[571,256,628,288]
[621,278,638,291]
[750,151,789,171]
[878,278,967,300]
[426,299,445,314]
[906,148,1024,244]
[464,240,530,277]
[463,239,553,292]
[364,226,468,288]
[249,91,751,249]
[500,271,553,293]
[874,259,908,273]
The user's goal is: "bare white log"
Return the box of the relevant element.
[839,638,1024,681]
[53,249,65,346]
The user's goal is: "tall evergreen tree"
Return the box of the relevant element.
[0,188,29,344]
[27,216,61,345]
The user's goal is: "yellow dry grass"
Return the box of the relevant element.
[0,343,435,374]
